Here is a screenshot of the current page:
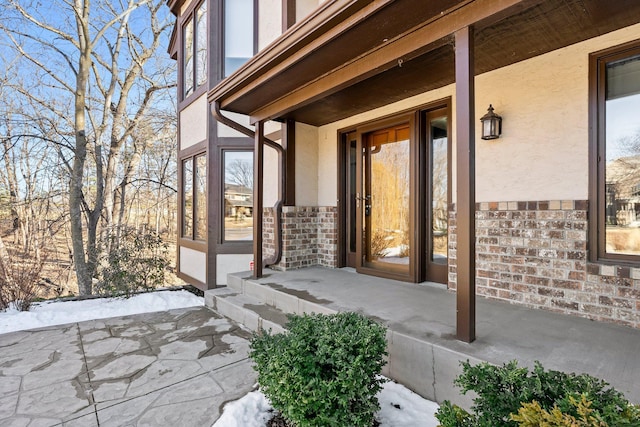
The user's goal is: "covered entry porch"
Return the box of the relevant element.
[208,0,640,343]
[206,267,640,405]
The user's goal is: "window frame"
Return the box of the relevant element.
[181,0,208,102]
[589,38,640,264]
[221,148,254,243]
[180,150,207,244]
[222,0,258,78]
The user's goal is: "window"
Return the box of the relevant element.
[183,1,207,98]
[224,0,254,77]
[591,40,640,262]
[182,153,207,241]
[223,151,253,241]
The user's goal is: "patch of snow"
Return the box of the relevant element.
[213,391,273,427]
[0,290,204,334]
[377,380,440,426]
[213,379,440,427]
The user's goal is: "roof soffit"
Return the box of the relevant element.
[211,0,640,126]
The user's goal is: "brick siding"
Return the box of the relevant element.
[449,200,640,329]
[263,206,338,270]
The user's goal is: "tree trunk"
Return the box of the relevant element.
[69,0,93,295]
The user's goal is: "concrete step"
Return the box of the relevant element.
[210,272,477,408]
[205,287,288,334]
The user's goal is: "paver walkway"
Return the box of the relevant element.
[0,306,257,427]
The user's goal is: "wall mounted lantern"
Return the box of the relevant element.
[480,104,502,140]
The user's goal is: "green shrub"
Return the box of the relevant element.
[249,312,387,427]
[511,395,608,426]
[435,360,640,427]
[97,230,169,298]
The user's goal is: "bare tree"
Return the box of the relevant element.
[1,0,176,295]
[226,159,254,189]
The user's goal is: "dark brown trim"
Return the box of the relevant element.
[589,38,640,266]
[178,85,209,111]
[355,114,416,282]
[179,139,207,158]
[253,121,264,278]
[336,129,355,268]
[282,0,296,32]
[179,238,207,252]
[210,0,523,122]
[421,104,452,285]
[179,0,208,104]
[177,271,207,290]
[283,119,296,206]
[454,26,476,343]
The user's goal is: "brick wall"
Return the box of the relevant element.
[263,208,276,260]
[449,200,640,329]
[264,206,338,270]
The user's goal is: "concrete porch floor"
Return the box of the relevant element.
[207,266,640,406]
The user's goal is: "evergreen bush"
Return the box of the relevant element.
[97,230,169,297]
[435,360,640,427]
[250,312,387,427]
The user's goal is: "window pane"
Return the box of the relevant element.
[196,2,207,88]
[605,54,640,255]
[224,151,253,241]
[224,0,254,77]
[194,154,207,241]
[183,20,194,97]
[182,158,193,238]
[430,117,448,263]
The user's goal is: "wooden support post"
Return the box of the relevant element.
[455,26,476,343]
[253,120,265,278]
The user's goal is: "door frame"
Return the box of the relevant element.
[337,98,451,284]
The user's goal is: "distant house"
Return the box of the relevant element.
[224,183,253,218]
[167,0,640,336]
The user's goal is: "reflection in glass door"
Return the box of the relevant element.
[425,110,449,284]
[362,124,411,275]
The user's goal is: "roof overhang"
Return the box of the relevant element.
[209,0,640,126]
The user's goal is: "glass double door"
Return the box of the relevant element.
[343,108,449,283]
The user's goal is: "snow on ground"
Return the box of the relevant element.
[0,290,204,334]
[213,379,440,427]
[0,290,440,425]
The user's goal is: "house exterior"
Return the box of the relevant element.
[167,0,640,340]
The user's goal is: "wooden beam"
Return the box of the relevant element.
[455,26,476,343]
[238,0,524,123]
[253,121,265,278]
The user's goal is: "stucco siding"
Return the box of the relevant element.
[315,23,640,206]
[179,246,206,283]
[179,94,207,149]
[296,123,319,206]
[259,0,282,50]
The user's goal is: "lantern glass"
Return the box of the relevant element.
[480,104,502,140]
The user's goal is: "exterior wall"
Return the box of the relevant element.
[307,24,640,328]
[216,254,253,285]
[179,246,206,283]
[476,22,640,202]
[259,0,282,50]
[296,123,319,207]
[448,201,640,328]
[265,206,338,270]
[179,94,207,149]
[316,23,640,207]
[296,0,325,21]
[317,85,456,206]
